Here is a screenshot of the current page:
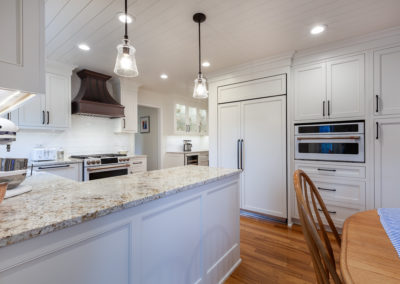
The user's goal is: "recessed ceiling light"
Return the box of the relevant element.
[118,13,134,24]
[202,61,210,67]
[310,25,327,35]
[78,43,90,51]
[160,74,168,79]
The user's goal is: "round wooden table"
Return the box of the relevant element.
[340,210,400,283]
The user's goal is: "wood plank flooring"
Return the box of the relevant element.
[226,216,340,284]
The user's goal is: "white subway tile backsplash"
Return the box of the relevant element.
[0,115,133,159]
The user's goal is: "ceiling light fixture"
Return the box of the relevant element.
[160,74,168,79]
[192,13,208,99]
[202,61,210,67]
[114,0,138,77]
[310,24,327,35]
[118,13,134,24]
[78,43,90,51]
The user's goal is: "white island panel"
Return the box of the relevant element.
[0,167,241,284]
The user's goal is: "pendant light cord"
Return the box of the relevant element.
[124,0,128,42]
[198,22,201,75]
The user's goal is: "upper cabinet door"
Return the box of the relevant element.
[18,94,46,127]
[198,109,208,135]
[174,104,187,133]
[0,0,44,94]
[46,73,70,128]
[327,54,365,119]
[187,107,198,133]
[374,45,400,116]
[294,63,326,121]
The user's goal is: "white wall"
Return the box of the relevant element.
[165,135,209,152]
[135,105,159,170]
[137,88,209,168]
[0,115,133,159]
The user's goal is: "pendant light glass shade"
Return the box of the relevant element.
[193,13,208,99]
[114,39,138,77]
[193,74,208,99]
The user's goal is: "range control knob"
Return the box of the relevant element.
[96,160,100,164]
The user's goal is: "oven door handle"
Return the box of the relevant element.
[86,164,130,172]
[296,136,361,140]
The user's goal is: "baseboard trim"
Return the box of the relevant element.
[240,209,287,224]
[219,258,242,284]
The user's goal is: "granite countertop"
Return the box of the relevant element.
[0,166,240,248]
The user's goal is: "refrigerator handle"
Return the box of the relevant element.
[240,139,244,170]
[237,139,240,169]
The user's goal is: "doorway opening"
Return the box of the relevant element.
[135,105,161,171]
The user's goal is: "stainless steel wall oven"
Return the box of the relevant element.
[294,121,365,163]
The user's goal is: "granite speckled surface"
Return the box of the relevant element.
[0,166,240,248]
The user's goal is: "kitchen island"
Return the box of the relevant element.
[0,166,241,284]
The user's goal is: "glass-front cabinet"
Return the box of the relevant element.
[174,104,207,135]
[175,104,187,132]
[198,109,207,134]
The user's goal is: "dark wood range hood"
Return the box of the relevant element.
[71,69,124,118]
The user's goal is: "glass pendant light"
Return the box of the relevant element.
[193,13,208,99]
[114,0,138,77]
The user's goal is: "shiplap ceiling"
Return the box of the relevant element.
[45,0,400,96]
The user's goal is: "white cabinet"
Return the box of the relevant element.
[33,163,82,182]
[217,74,286,104]
[114,78,138,133]
[18,94,46,127]
[374,45,400,116]
[164,153,185,168]
[218,96,287,218]
[45,73,71,128]
[295,161,366,227]
[374,118,400,208]
[327,55,365,119]
[130,156,147,173]
[174,104,207,135]
[18,64,73,129]
[1,110,19,125]
[294,63,326,121]
[0,0,45,94]
[294,54,365,121]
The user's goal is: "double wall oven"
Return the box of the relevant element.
[295,121,365,163]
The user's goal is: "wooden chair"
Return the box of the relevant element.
[293,169,342,284]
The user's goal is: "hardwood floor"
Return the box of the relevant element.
[226,216,340,284]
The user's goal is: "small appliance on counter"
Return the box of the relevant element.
[31,146,57,161]
[0,158,31,199]
[183,140,192,152]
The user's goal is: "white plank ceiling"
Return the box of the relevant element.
[45,0,400,96]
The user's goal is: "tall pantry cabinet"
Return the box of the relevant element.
[374,45,400,208]
[217,75,287,219]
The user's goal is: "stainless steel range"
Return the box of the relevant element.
[70,154,131,181]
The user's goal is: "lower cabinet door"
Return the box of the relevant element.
[375,118,400,208]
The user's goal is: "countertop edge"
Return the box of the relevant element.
[0,169,240,248]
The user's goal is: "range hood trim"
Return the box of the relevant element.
[72,69,125,118]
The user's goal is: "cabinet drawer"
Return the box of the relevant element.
[295,162,366,179]
[198,155,209,162]
[294,201,363,228]
[311,178,365,206]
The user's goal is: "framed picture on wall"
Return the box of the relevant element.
[140,116,150,133]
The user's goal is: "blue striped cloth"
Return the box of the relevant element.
[378,208,400,258]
